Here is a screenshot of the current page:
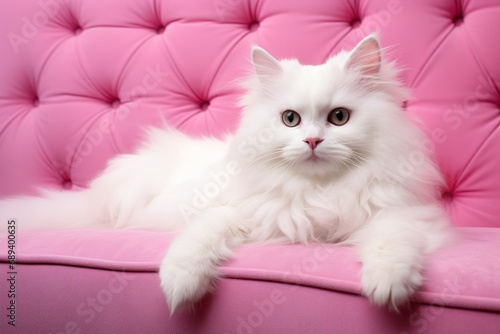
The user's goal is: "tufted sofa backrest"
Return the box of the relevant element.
[0,0,499,228]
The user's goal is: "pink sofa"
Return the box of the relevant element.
[1,0,499,333]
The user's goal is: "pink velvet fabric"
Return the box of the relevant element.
[0,228,499,333]
[0,0,499,333]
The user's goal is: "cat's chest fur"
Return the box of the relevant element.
[229,172,368,244]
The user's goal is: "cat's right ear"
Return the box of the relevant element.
[346,34,382,76]
[251,46,282,82]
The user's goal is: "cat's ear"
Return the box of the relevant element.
[251,46,282,81]
[346,34,381,76]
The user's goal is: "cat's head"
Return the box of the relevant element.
[237,35,409,179]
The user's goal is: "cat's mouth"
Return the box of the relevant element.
[305,152,323,163]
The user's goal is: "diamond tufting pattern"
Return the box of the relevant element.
[1,1,500,333]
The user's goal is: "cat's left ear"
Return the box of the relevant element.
[346,34,382,76]
[251,46,283,81]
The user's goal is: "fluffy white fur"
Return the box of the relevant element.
[0,35,451,313]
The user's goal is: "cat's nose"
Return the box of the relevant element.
[303,137,323,150]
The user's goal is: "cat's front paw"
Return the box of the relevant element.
[361,258,423,311]
[159,252,218,314]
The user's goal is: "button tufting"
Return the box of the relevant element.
[74,26,82,35]
[452,15,464,26]
[32,97,39,107]
[200,101,210,111]
[350,18,361,28]
[157,26,165,34]
[442,192,453,202]
[63,180,72,190]
[248,21,259,32]
[111,99,121,108]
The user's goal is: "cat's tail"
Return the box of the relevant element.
[0,126,232,232]
[0,189,103,231]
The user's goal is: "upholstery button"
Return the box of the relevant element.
[452,15,464,26]
[200,101,210,111]
[442,192,453,201]
[33,97,39,107]
[111,99,121,108]
[157,26,165,34]
[74,27,82,35]
[350,18,361,28]
[63,180,72,189]
[248,21,259,32]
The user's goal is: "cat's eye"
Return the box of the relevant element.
[282,110,301,127]
[328,108,350,126]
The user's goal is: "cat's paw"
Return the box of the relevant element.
[159,252,218,314]
[361,258,423,311]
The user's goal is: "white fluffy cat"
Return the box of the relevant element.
[0,35,451,313]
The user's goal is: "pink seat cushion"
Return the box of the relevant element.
[0,227,498,333]
[1,1,500,229]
